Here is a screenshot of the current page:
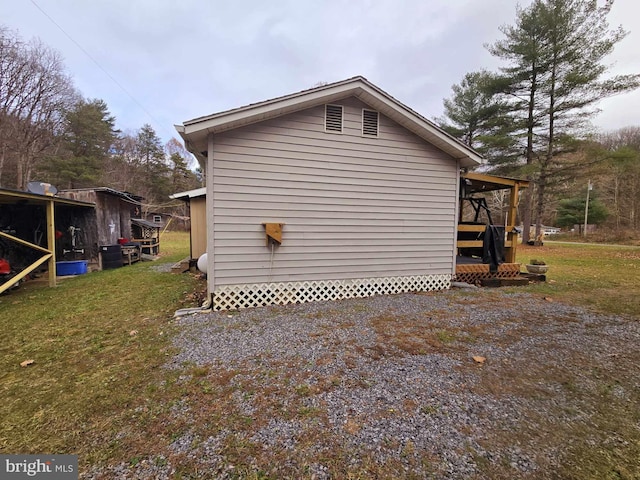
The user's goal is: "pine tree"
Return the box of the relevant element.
[437,70,516,162]
[39,98,117,188]
[487,0,640,243]
[136,124,165,166]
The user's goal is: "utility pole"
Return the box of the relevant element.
[583,180,592,237]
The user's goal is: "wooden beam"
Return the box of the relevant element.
[0,231,51,253]
[457,240,484,248]
[161,217,173,235]
[46,199,56,287]
[506,182,520,263]
[463,171,530,189]
[457,224,486,232]
[0,224,57,293]
[0,253,52,295]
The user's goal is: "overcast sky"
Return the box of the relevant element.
[3,0,640,151]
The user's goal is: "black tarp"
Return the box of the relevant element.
[482,225,505,272]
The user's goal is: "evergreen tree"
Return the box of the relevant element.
[40,98,117,188]
[556,191,608,229]
[132,124,171,214]
[487,0,639,243]
[136,123,165,166]
[437,70,516,162]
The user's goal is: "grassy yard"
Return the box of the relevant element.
[0,231,202,464]
[516,241,640,316]
[1,235,639,478]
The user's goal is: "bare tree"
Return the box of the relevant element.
[596,128,640,231]
[0,27,77,189]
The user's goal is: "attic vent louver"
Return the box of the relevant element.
[325,104,343,132]
[362,109,379,137]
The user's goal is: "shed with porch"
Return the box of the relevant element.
[0,188,95,294]
[58,187,144,268]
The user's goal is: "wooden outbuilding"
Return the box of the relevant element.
[0,188,94,294]
[58,187,146,268]
[169,187,206,260]
[131,218,162,256]
[57,188,141,246]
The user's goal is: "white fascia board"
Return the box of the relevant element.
[169,187,206,200]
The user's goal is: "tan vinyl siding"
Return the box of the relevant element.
[190,197,207,259]
[211,96,458,286]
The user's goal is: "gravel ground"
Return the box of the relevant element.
[85,288,640,479]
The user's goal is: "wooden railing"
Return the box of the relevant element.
[132,238,159,255]
[456,224,518,263]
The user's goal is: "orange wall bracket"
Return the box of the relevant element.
[262,222,284,246]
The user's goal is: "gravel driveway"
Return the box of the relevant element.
[88,288,640,479]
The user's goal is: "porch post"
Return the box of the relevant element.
[46,199,56,287]
[506,183,520,263]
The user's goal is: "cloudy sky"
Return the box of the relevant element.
[3,0,640,149]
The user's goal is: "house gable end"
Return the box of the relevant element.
[177,76,482,168]
[209,96,459,290]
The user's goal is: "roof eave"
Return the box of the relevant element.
[169,187,207,200]
[176,77,483,168]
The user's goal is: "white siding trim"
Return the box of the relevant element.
[212,274,451,310]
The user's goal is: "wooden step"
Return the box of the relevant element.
[480,277,531,287]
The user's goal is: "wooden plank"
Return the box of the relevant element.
[457,224,486,232]
[46,199,56,287]
[457,240,484,248]
[262,222,284,245]
[0,231,51,253]
[463,171,530,188]
[0,253,52,295]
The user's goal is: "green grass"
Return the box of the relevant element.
[1,236,640,478]
[0,231,202,464]
[516,242,640,316]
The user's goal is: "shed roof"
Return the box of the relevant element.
[0,188,95,208]
[131,218,162,229]
[176,76,483,168]
[59,187,142,204]
[169,187,206,201]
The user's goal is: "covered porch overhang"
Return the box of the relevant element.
[0,189,95,294]
[455,172,530,284]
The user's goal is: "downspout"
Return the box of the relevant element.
[206,132,215,306]
[451,160,462,286]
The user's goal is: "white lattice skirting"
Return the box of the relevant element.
[212,274,452,310]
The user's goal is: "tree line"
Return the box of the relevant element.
[0,26,201,216]
[438,0,640,242]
